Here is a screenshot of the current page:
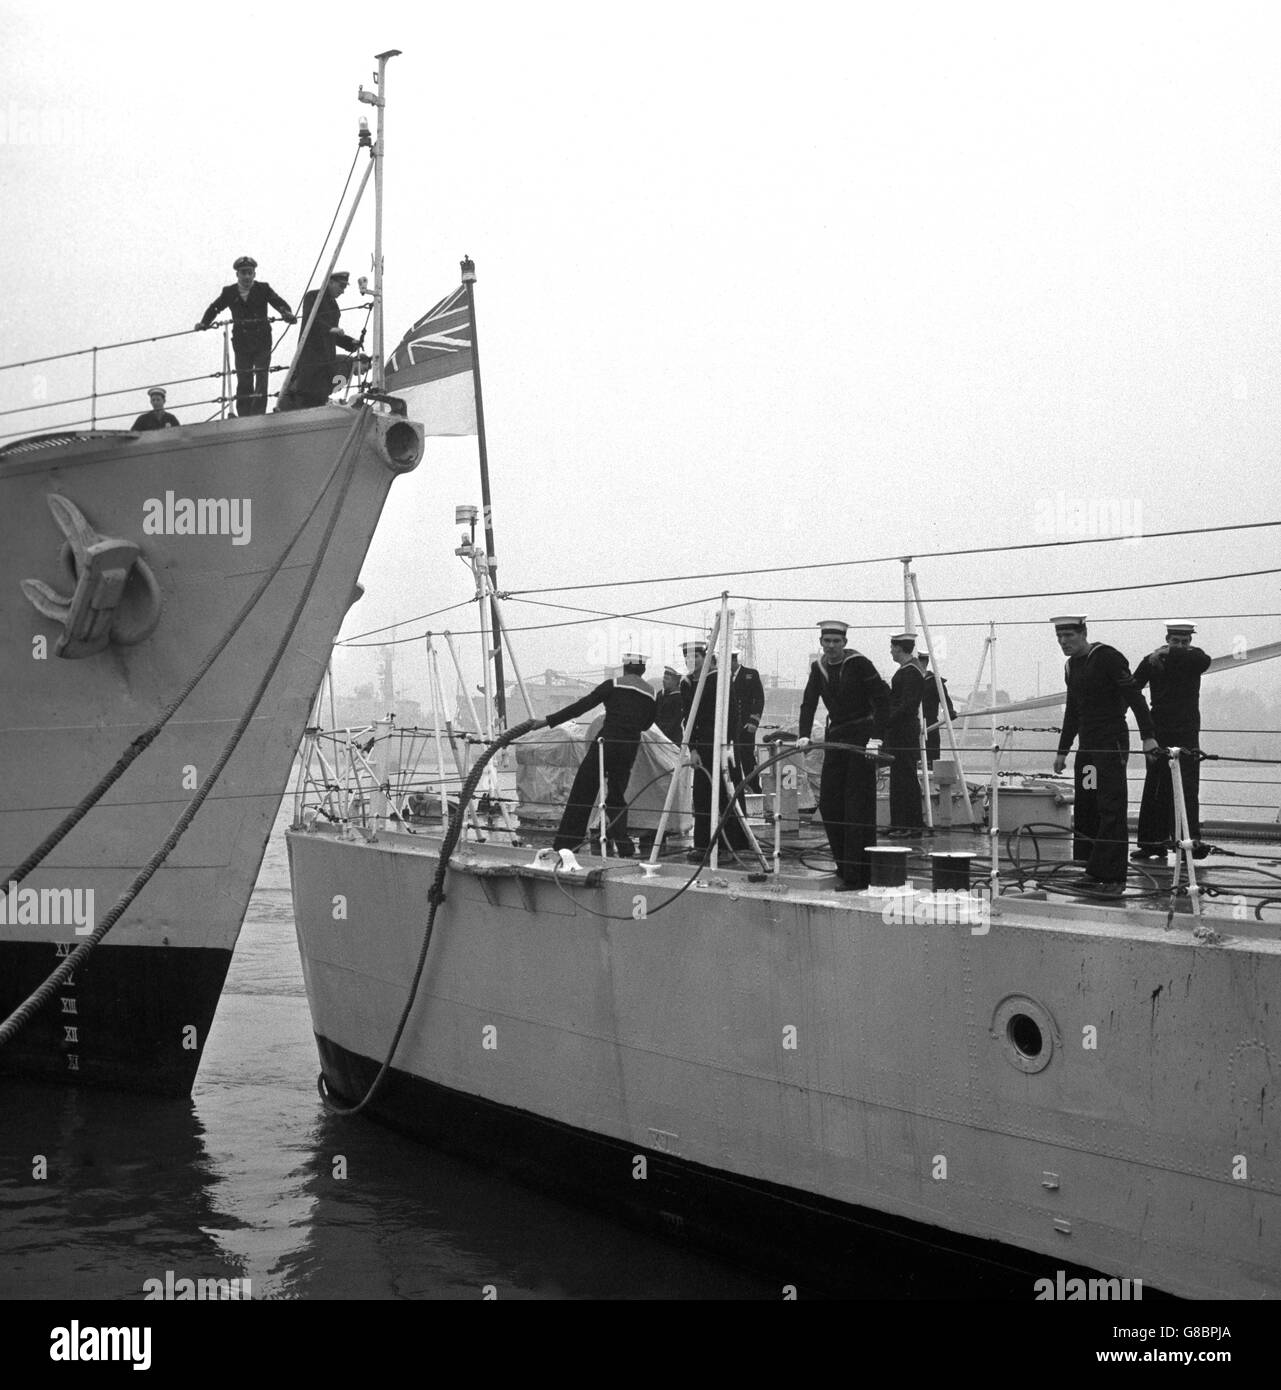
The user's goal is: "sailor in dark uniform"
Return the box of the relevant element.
[277,271,368,411]
[1051,615,1159,890]
[730,650,765,797]
[195,255,296,416]
[1133,621,1213,860]
[797,620,891,889]
[542,653,656,857]
[884,633,926,834]
[916,653,957,768]
[680,641,749,858]
[653,665,685,744]
[131,387,180,430]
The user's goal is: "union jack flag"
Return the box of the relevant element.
[385,286,473,389]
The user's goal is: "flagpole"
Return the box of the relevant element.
[460,255,507,729]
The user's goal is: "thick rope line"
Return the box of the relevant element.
[0,415,370,1047]
[2,413,365,900]
[318,717,540,1117]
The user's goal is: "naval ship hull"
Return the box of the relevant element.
[0,407,421,1094]
[288,825,1280,1298]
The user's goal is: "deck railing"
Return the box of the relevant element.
[0,319,293,441]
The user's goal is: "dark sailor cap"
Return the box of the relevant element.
[329,269,351,284]
[1165,620,1196,636]
[817,619,849,636]
[1051,614,1087,630]
[233,255,257,270]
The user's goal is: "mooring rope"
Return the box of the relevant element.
[0,414,369,1047]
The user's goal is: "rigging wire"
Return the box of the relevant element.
[728,566,1281,605]
[335,599,477,644]
[505,519,1281,597]
[336,594,728,646]
[271,145,364,362]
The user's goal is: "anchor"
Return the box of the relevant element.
[20,494,162,659]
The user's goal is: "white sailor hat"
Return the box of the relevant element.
[680,640,707,656]
[1051,614,1087,630]
[621,652,647,664]
[147,386,167,400]
[817,619,849,636]
[889,632,917,647]
[1164,620,1196,636]
[730,647,742,658]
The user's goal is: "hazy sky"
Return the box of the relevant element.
[3,0,1279,708]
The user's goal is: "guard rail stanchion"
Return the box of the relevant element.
[1167,747,1203,918]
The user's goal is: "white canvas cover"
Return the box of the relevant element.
[515,722,693,835]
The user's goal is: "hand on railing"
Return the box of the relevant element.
[194,316,294,332]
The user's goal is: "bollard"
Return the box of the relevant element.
[867,845,913,889]
[931,851,975,892]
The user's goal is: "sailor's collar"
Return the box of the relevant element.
[614,674,655,698]
[816,651,861,678]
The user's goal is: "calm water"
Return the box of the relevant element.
[0,803,777,1302]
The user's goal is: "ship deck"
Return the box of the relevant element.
[310,809,1281,943]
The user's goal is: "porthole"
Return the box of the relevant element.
[992,995,1056,1074]
[1008,1013,1043,1058]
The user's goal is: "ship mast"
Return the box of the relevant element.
[360,49,401,392]
[460,256,507,729]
